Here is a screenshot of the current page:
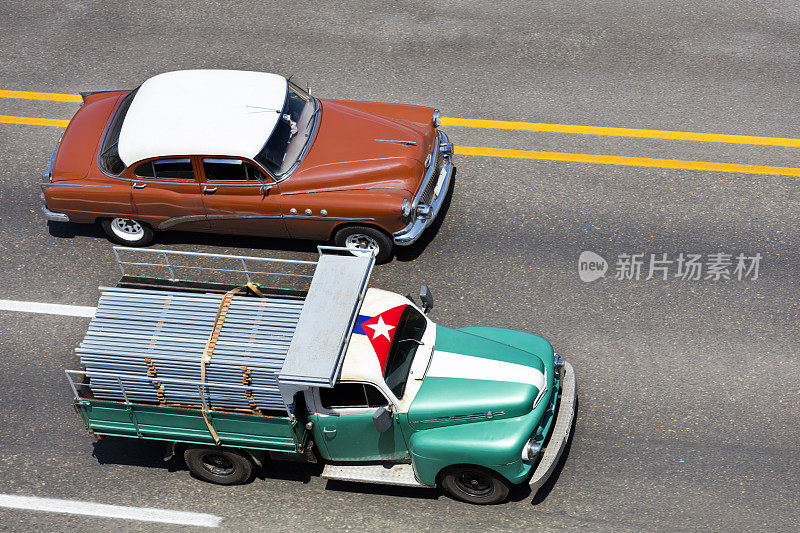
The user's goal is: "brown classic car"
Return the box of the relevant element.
[41,70,454,262]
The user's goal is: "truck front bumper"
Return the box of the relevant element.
[528,360,576,492]
[393,130,455,246]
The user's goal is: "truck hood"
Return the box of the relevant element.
[407,326,546,430]
[281,99,435,195]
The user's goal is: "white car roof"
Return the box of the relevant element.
[117,70,287,166]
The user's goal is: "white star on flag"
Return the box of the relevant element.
[365,315,395,340]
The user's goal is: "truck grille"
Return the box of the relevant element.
[419,149,444,206]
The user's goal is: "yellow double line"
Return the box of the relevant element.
[3,89,800,177]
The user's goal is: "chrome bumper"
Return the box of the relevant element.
[40,193,69,222]
[529,360,576,492]
[393,130,455,246]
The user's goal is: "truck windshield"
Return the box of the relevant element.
[255,81,317,178]
[383,306,427,399]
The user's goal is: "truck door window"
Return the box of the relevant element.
[202,158,264,182]
[320,383,388,409]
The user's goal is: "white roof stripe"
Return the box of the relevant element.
[117,70,287,166]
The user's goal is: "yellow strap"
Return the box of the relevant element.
[199,283,266,444]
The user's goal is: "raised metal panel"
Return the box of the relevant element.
[278,254,374,388]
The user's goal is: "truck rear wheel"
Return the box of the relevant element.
[440,465,511,505]
[184,447,254,485]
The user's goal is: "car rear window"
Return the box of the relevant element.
[98,89,137,176]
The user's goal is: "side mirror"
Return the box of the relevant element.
[372,405,392,433]
[419,284,434,314]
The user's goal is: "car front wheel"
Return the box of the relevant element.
[101,217,154,246]
[334,225,393,263]
[440,465,511,505]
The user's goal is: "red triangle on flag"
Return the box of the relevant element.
[361,305,406,372]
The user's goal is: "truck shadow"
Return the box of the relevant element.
[91,437,186,473]
[256,459,324,484]
[528,395,580,506]
[323,479,440,501]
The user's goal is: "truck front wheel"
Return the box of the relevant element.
[440,465,511,505]
[184,447,254,485]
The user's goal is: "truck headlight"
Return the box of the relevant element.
[401,199,412,218]
[522,439,542,461]
[432,109,441,127]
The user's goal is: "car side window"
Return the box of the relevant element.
[134,158,194,180]
[202,158,264,182]
[320,383,389,409]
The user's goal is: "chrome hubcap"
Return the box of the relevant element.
[344,234,380,256]
[111,218,144,240]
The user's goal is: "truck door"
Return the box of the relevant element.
[307,383,409,461]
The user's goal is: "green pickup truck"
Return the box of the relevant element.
[67,247,576,504]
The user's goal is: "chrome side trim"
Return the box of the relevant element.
[157,213,283,230]
[40,183,112,192]
[417,410,506,424]
[373,139,418,146]
[393,130,455,246]
[284,215,375,222]
[529,360,576,492]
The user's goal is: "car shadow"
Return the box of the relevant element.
[45,168,456,264]
[47,220,106,240]
[393,166,457,263]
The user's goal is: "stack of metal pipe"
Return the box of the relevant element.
[77,286,304,411]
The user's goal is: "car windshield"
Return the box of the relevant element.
[383,305,427,399]
[255,81,317,177]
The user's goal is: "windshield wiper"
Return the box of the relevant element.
[398,338,424,346]
[305,102,320,134]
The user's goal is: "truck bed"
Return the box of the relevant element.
[74,397,306,452]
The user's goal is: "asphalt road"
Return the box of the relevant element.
[1,1,799,531]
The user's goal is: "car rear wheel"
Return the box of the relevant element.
[440,465,511,505]
[183,447,254,485]
[334,226,393,263]
[101,217,154,246]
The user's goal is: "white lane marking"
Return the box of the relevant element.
[0,494,222,527]
[0,299,95,317]
[427,351,545,388]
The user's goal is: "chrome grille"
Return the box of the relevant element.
[419,149,444,206]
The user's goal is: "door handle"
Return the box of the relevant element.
[132,182,146,189]
[322,427,337,435]
[203,186,218,194]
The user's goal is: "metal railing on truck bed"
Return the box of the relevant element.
[66,370,306,452]
[67,246,375,419]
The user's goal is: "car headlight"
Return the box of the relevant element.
[522,439,542,461]
[401,199,412,218]
[432,109,441,127]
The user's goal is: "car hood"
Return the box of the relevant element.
[407,326,547,430]
[281,99,436,195]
